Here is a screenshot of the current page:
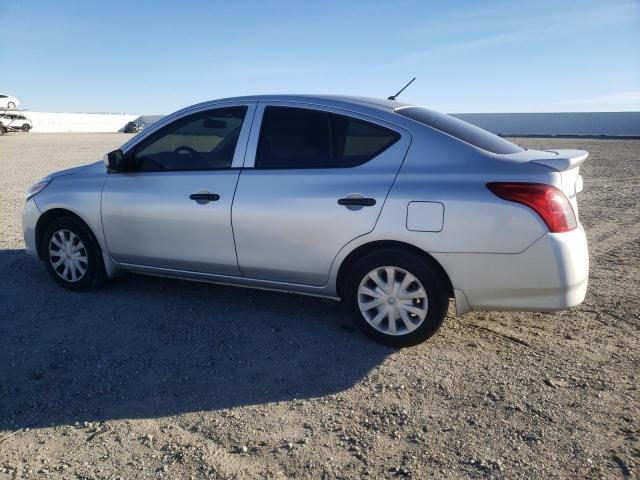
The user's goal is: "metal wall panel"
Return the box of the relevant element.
[453,112,640,137]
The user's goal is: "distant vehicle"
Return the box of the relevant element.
[0,113,32,132]
[124,121,144,133]
[22,95,589,347]
[0,94,20,110]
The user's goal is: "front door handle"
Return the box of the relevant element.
[190,193,220,202]
[338,197,376,206]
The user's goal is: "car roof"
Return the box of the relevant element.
[204,94,411,112]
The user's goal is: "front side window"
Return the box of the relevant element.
[255,107,400,169]
[133,106,247,171]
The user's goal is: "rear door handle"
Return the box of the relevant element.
[190,193,220,201]
[338,197,376,206]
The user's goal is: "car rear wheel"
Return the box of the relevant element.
[43,216,106,291]
[344,249,449,347]
[7,102,15,109]
[22,124,30,132]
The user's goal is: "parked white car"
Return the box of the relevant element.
[0,113,32,132]
[0,94,20,110]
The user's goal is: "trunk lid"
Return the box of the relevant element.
[529,149,587,215]
[529,149,588,172]
[499,148,587,217]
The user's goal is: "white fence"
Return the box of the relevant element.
[25,112,139,133]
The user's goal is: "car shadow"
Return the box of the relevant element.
[0,249,392,430]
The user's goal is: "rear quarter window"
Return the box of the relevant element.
[395,106,523,154]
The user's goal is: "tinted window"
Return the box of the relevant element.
[256,107,399,169]
[395,106,524,154]
[133,106,247,171]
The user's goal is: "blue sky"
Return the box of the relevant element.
[1,0,638,114]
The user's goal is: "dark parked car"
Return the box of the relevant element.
[124,121,144,133]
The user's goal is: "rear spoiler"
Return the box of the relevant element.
[530,149,588,172]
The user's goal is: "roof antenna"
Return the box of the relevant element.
[388,77,416,101]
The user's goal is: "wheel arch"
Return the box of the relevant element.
[35,208,96,260]
[335,240,454,299]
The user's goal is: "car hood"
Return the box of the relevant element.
[49,160,106,178]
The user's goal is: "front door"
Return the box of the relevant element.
[232,104,410,285]
[102,104,254,275]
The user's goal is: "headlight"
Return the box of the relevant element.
[25,177,52,200]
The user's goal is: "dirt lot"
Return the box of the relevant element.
[0,133,638,479]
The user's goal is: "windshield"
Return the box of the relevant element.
[395,106,524,154]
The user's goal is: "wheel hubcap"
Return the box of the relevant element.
[357,266,428,336]
[48,229,88,283]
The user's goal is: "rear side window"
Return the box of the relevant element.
[255,106,400,169]
[396,106,524,154]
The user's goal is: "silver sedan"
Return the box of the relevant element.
[22,95,589,346]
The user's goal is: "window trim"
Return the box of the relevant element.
[119,102,257,173]
[242,102,407,170]
[124,105,250,173]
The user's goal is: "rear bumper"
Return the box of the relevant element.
[433,225,589,314]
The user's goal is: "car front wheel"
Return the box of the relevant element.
[43,216,106,291]
[344,249,449,347]
[22,124,30,132]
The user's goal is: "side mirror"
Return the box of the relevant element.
[104,149,128,171]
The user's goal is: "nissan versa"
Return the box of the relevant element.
[22,95,589,346]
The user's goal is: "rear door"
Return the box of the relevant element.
[232,103,411,286]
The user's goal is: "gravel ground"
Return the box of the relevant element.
[0,133,638,479]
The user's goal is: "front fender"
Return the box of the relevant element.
[33,175,122,278]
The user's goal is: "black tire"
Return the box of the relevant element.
[0,127,4,136]
[22,124,30,132]
[343,248,449,347]
[42,216,107,291]
[7,102,15,109]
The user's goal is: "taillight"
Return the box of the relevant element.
[486,182,577,233]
